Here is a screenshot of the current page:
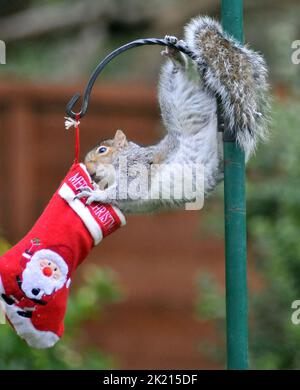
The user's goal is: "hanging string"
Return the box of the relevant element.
[74,113,80,164]
[64,115,81,163]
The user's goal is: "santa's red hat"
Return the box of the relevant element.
[29,246,72,280]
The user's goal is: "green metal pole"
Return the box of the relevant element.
[221,0,248,370]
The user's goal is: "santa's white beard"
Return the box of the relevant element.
[22,259,66,300]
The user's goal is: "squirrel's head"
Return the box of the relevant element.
[85,129,160,190]
[84,129,128,188]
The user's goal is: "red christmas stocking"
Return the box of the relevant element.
[0,163,125,348]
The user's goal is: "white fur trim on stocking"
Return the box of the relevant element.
[58,183,103,245]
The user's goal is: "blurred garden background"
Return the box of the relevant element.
[0,0,300,369]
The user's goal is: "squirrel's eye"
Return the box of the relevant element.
[98,146,108,154]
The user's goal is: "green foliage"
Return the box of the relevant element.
[0,239,123,369]
[196,273,225,321]
[196,98,300,369]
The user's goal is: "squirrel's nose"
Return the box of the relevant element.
[31,288,41,296]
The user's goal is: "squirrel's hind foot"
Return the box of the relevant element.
[161,36,186,67]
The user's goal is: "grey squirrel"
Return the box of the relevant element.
[77,16,269,213]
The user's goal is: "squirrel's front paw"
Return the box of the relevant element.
[75,187,108,205]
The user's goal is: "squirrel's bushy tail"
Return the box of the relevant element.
[184,16,269,157]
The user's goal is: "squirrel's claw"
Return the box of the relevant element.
[161,46,177,57]
[161,36,187,68]
[162,35,178,58]
[85,190,107,205]
[79,186,92,193]
[164,35,178,45]
[74,188,92,201]
[74,187,108,205]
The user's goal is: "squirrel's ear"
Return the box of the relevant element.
[114,129,128,149]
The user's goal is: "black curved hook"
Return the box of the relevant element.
[66,37,198,119]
